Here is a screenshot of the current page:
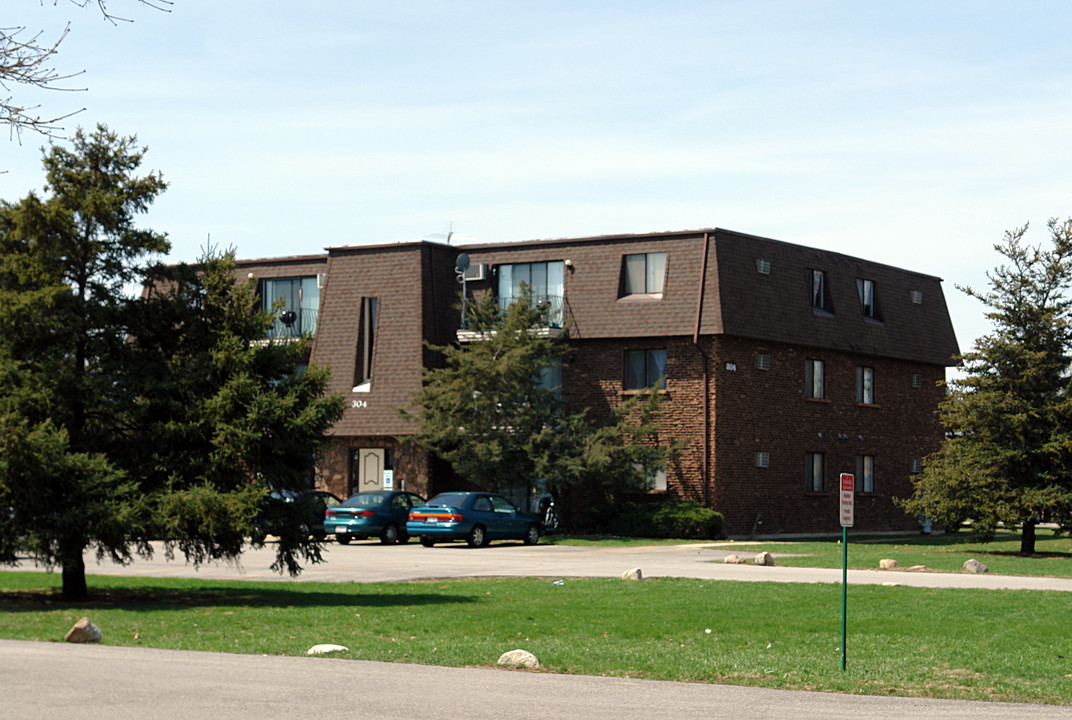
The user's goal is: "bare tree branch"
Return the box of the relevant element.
[2,1,172,142]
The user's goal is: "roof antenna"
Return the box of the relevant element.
[446,221,454,245]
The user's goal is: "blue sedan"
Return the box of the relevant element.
[406,492,544,547]
[324,491,425,544]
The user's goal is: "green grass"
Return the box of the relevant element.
[740,527,1072,578]
[2,571,1071,705]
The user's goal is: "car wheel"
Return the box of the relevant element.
[379,523,399,545]
[336,534,351,545]
[523,523,540,546]
[419,536,436,547]
[467,525,487,548]
[398,530,411,544]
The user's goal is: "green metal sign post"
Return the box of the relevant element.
[839,472,854,672]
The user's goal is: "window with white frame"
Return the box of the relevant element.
[537,359,562,399]
[621,252,667,296]
[857,278,878,319]
[497,261,565,326]
[811,269,833,313]
[857,366,875,404]
[624,349,667,390]
[755,452,770,468]
[755,353,771,370]
[805,359,825,399]
[805,452,824,492]
[648,468,667,491]
[262,276,320,338]
[856,455,875,493]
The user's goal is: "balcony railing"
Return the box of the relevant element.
[460,294,564,330]
[266,307,318,339]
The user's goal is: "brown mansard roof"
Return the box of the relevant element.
[243,227,959,368]
[452,228,959,366]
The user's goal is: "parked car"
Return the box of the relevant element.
[324,491,426,545]
[255,489,342,541]
[406,492,543,547]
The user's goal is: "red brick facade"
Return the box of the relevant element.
[239,228,959,536]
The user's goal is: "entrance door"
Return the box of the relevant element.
[358,449,385,491]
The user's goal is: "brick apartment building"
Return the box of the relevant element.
[237,228,959,535]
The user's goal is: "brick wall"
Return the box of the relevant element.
[564,335,708,503]
[710,336,946,535]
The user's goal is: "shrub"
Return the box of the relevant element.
[606,501,725,540]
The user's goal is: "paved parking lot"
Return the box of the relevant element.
[10,538,1072,591]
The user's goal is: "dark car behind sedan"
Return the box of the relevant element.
[324,490,425,544]
[406,492,543,547]
[254,490,342,541]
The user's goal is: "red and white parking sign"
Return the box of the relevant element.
[840,473,855,528]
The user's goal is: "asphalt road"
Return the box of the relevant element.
[5,539,1072,719]
[3,639,1067,720]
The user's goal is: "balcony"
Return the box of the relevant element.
[267,307,319,339]
[457,294,565,342]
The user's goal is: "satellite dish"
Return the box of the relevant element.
[455,253,470,274]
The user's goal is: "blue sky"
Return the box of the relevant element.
[6,2,1072,356]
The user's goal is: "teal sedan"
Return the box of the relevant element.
[406,492,543,547]
[324,491,425,544]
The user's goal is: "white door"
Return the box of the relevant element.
[358,449,385,491]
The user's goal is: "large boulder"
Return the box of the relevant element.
[497,649,540,669]
[621,568,643,581]
[879,558,899,570]
[754,551,774,566]
[723,554,746,564]
[64,617,102,644]
[963,558,989,574]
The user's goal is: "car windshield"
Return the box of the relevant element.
[426,493,469,510]
[342,492,390,508]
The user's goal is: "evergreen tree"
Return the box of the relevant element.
[902,219,1072,553]
[130,250,344,576]
[0,125,343,598]
[403,289,681,529]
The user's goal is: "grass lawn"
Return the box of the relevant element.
[1,571,1070,705]
[737,527,1072,578]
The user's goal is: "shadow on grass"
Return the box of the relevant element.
[968,549,1071,559]
[0,584,475,613]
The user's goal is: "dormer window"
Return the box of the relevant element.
[498,261,565,326]
[810,270,833,313]
[858,278,879,319]
[620,252,666,298]
[262,276,320,338]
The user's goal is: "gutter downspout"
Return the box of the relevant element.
[693,232,711,506]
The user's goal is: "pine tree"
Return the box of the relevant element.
[403,289,681,529]
[0,126,343,598]
[902,219,1072,553]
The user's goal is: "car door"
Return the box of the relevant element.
[469,495,498,536]
[388,493,410,525]
[488,494,523,538]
